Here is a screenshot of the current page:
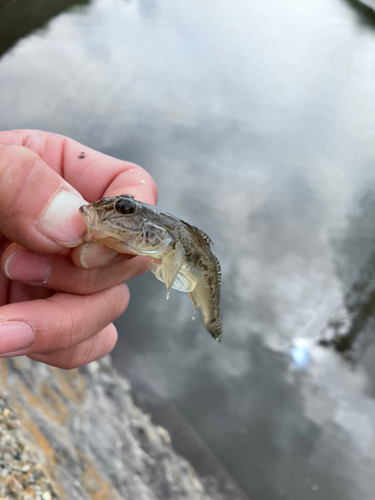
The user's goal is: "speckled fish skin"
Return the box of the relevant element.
[79,194,222,341]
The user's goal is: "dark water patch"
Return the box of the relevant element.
[343,0,375,25]
[0,0,91,58]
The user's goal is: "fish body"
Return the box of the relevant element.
[79,194,222,340]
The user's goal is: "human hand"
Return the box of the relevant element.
[0,130,157,369]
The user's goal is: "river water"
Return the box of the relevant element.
[1,0,375,498]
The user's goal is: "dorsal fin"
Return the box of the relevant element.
[183,222,213,247]
[196,227,214,246]
[215,256,221,300]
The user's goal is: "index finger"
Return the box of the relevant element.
[0,129,158,205]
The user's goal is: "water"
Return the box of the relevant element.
[1,0,375,498]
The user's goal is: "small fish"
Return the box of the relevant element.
[79,194,222,340]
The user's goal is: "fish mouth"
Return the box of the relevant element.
[79,204,98,229]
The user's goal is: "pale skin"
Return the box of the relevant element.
[0,130,158,369]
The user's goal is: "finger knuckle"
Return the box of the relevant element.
[0,144,39,170]
[48,299,78,350]
[79,267,111,294]
[0,146,41,217]
[104,285,129,318]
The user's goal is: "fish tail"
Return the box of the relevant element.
[205,310,222,342]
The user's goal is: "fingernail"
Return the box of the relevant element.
[38,189,88,247]
[80,242,118,269]
[4,250,51,283]
[0,322,35,355]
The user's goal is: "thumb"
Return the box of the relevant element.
[0,144,87,253]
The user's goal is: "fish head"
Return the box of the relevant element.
[79,194,172,256]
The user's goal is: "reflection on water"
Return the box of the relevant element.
[320,250,375,359]
[2,0,375,498]
[319,191,375,363]
[353,0,375,20]
[0,0,90,57]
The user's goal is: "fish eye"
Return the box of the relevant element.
[115,198,136,215]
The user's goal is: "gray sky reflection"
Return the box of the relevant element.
[2,0,375,498]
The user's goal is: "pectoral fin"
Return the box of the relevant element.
[147,243,185,299]
[149,259,197,299]
[172,272,197,293]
